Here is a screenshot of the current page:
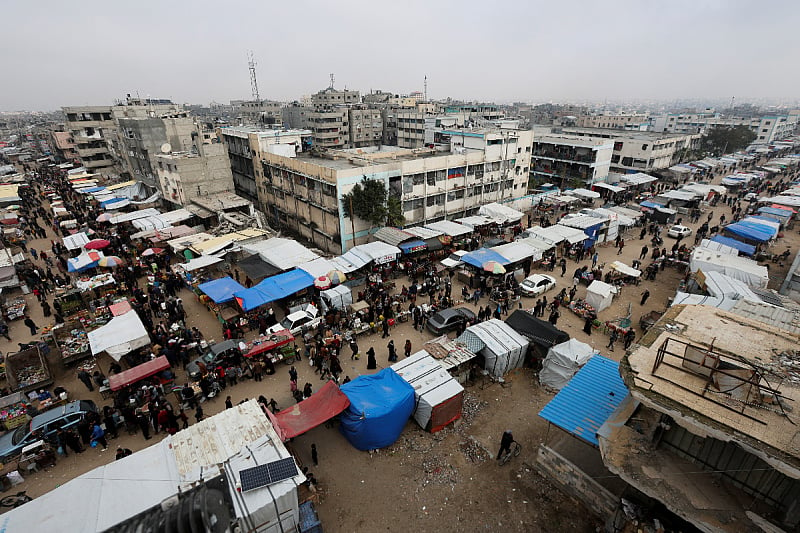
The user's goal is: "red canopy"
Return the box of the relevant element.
[109,356,170,391]
[243,330,294,358]
[268,381,350,441]
[109,300,132,316]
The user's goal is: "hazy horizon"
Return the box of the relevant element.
[3,0,799,112]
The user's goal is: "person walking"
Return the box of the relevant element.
[559,258,567,277]
[639,245,648,260]
[617,239,625,256]
[23,316,38,336]
[311,443,318,466]
[91,423,108,450]
[0,321,10,341]
[404,339,412,358]
[583,315,593,335]
[77,369,94,391]
[387,340,397,362]
[623,329,636,350]
[548,309,560,326]
[366,347,377,369]
[591,252,599,269]
[640,289,651,306]
[225,396,233,409]
[607,329,619,352]
[350,339,359,360]
[381,317,390,339]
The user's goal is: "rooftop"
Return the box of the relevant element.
[623,304,800,473]
[220,126,312,138]
[288,145,444,171]
[562,126,701,141]
[191,191,251,211]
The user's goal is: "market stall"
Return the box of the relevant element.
[456,319,529,379]
[5,345,52,392]
[88,310,151,361]
[108,356,171,391]
[243,330,297,364]
[0,392,30,430]
[54,288,86,316]
[607,261,641,286]
[585,280,616,312]
[50,319,98,365]
[3,297,26,321]
[540,338,596,390]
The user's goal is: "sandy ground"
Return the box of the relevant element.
[1,159,797,531]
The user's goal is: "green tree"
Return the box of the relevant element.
[341,177,389,229]
[702,126,757,155]
[386,194,405,227]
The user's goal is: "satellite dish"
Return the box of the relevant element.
[161,143,172,154]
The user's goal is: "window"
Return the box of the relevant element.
[426,193,445,207]
[762,129,768,133]
[641,144,648,150]
[621,157,633,166]
[404,198,424,211]
[613,141,624,151]
[765,121,771,125]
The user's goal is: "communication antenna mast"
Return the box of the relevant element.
[424,75,428,102]
[248,51,260,102]
[329,73,335,90]
[729,96,735,113]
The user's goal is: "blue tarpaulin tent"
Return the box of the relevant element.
[639,201,664,209]
[398,240,426,254]
[100,197,127,207]
[709,235,756,256]
[724,222,773,243]
[738,220,778,237]
[234,269,315,311]
[539,356,628,446]
[461,248,510,268]
[758,207,792,220]
[198,277,245,304]
[339,368,415,450]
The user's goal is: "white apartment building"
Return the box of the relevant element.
[651,112,800,144]
[561,127,702,174]
[257,129,533,253]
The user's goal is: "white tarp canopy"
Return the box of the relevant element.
[559,215,607,230]
[658,190,699,201]
[589,208,635,227]
[551,195,580,204]
[540,338,596,390]
[456,319,529,378]
[478,202,524,224]
[551,224,590,243]
[88,310,150,361]
[567,188,601,199]
[454,215,494,228]
[177,254,224,272]
[586,280,616,312]
[110,208,161,225]
[672,270,762,311]
[516,235,555,254]
[391,350,464,432]
[593,182,625,193]
[355,241,401,262]
[243,238,320,271]
[621,172,658,186]
[329,249,371,273]
[63,232,90,251]
[608,206,644,220]
[700,238,739,256]
[404,226,443,239]
[425,220,472,237]
[0,401,303,533]
[167,232,213,253]
[609,261,641,278]
[689,247,769,288]
[491,241,542,263]
[297,257,339,279]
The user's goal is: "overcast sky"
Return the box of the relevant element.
[3,0,799,111]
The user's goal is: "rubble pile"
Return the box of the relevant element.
[459,435,492,463]
[421,455,460,485]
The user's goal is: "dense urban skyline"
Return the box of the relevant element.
[3,0,800,111]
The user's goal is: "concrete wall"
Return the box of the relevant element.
[536,444,618,519]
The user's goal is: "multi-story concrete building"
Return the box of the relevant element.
[651,111,800,144]
[560,127,702,174]
[217,126,313,206]
[575,113,649,130]
[257,128,533,253]
[306,107,349,149]
[396,110,427,148]
[311,88,360,107]
[62,105,118,175]
[154,141,235,206]
[348,107,383,148]
[49,130,78,162]
[603,304,800,532]
[231,100,283,126]
[529,133,613,189]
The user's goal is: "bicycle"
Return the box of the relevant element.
[498,441,521,466]
[0,491,32,509]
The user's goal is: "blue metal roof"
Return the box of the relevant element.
[539,355,628,447]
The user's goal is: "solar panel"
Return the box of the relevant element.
[239,458,299,492]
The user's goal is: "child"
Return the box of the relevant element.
[311,443,318,466]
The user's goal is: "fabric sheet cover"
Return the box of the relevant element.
[234,269,315,311]
[724,222,773,243]
[689,247,769,288]
[478,202,524,224]
[88,309,151,361]
[461,248,510,268]
[198,277,245,304]
[108,356,170,391]
[540,338,596,390]
[238,254,281,280]
[504,310,569,351]
[63,232,90,250]
[270,381,350,441]
[244,238,320,271]
[339,368,415,450]
[391,351,464,432]
[708,235,756,256]
[456,319,529,378]
[585,280,616,312]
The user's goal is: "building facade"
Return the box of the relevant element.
[575,113,649,130]
[62,105,118,176]
[257,128,533,254]
[154,142,235,206]
[529,133,613,189]
[651,112,800,144]
[50,130,78,162]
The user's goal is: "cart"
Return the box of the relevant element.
[243,330,297,364]
[5,345,53,393]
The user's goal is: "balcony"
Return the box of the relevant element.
[532,148,595,164]
[314,130,341,139]
[83,158,114,168]
[77,147,108,157]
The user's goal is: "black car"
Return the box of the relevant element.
[426,307,476,335]
[186,339,243,379]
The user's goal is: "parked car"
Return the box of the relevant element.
[426,307,476,335]
[0,400,98,462]
[265,304,322,336]
[440,250,468,269]
[519,274,557,297]
[186,339,243,380]
[667,225,693,238]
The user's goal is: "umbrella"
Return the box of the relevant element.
[98,256,124,268]
[483,261,506,274]
[327,270,346,285]
[84,239,111,250]
[96,213,113,223]
[141,247,165,257]
[314,275,332,289]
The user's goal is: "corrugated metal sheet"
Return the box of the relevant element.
[539,355,628,447]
